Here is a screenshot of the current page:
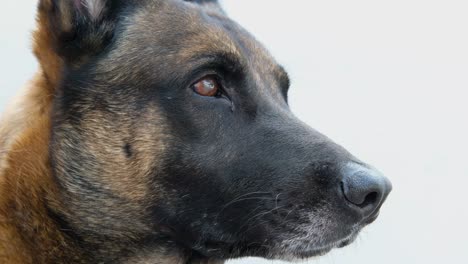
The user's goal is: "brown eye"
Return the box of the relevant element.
[192,76,220,97]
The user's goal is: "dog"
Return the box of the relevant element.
[0,0,392,263]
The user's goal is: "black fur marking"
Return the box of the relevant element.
[124,143,133,158]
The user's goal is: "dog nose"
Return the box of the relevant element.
[341,163,392,219]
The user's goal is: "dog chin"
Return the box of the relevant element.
[267,209,384,261]
[193,231,359,262]
[267,229,361,262]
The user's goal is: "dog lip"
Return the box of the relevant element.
[290,234,358,259]
[293,247,334,259]
[337,238,354,248]
[363,210,380,224]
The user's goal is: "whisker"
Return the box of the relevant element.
[215,191,272,218]
[237,205,287,234]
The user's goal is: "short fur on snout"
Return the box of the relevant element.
[0,1,389,263]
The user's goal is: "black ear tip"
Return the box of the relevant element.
[37,0,120,64]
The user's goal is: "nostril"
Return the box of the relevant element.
[340,181,379,208]
[359,191,378,209]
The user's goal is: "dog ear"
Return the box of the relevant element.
[38,0,124,64]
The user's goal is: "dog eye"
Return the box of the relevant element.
[192,76,221,97]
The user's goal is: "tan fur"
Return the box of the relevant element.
[0,7,75,263]
[0,7,60,169]
[0,107,82,263]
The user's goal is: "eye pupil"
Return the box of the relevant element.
[193,76,220,97]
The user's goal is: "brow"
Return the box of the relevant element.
[275,65,291,95]
[187,51,246,76]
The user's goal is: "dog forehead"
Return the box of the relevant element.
[131,2,244,57]
[121,1,277,66]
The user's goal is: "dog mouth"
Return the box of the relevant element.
[364,211,380,224]
[275,211,381,260]
[189,208,382,261]
[192,224,364,261]
[272,229,361,261]
[283,212,383,260]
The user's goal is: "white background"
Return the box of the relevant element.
[1,1,467,264]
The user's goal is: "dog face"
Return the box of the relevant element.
[44,0,391,261]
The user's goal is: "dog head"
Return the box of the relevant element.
[39,0,392,261]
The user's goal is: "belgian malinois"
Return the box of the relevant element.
[0,0,392,263]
